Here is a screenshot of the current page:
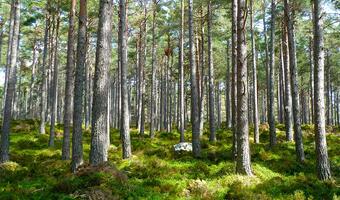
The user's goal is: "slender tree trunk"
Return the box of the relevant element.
[231,0,238,159]
[309,37,314,123]
[28,40,38,118]
[325,52,331,125]
[0,0,20,163]
[284,0,305,162]
[199,6,205,135]
[268,0,277,147]
[119,0,132,159]
[225,40,231,128]
[62,0,76,160]
[49,13,60,147]
[39,2,50,135]
[71,0,87,172]
[313,0,331,181]
[263,0,269,123]
[3,2,15,112]
[207,0,216,142]
[250,0,259,143]
[188,0,201,157]
[236,0,252,176]
[150,0,158,139]
[179,0,185,142]
[217,82,222,128]
[90,0,113,165]
[282,24,293,141]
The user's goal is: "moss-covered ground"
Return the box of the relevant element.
[0,120,339,199]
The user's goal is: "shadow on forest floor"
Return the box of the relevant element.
[0,119,339,199]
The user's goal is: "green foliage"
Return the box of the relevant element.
[0,120,339,199]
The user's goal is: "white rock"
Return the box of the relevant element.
[173,142,192,152]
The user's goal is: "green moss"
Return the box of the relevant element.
[0,120,339,199]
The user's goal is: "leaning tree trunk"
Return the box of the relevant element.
[236,0,252,176]
[207,0,216,142]
[71,0,87,172]
[90,0,113,165]
[268,0,277,147]
[49,13,60,147]
[39,2,50,135]
[3,2,15,113]
[250,0,259,143]
[0,0,20,163]
[284,0,305,163]
[312,0,331,181]
[119,0,132,159]
[231,0,238,159]
[188,0,201,158]
[62,0,76,160]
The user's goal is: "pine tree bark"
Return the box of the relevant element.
[49,13,60,147]
[62,0,76,160]
[282,24,293,141]
[231,0,238,159]
[39,2,50,135]
[0,0,20,163]
[71,0,87,172]
[90,0,113,165]
[225,40,231,128]
[268,0,277,147]
[199,6,205,134]
[284,0,305,162]
[309,37,314,123]
[250,0,259,143]
[188,0,201,157]
[207,0,216,142]
[179,0,185,142]
[236,0,252,176]
[119,0,132,159]
[312,0,331,180]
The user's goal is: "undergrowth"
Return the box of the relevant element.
[0,120,339,199]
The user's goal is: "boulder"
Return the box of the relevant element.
[173,142,192,153]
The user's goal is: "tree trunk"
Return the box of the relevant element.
[199,5,205,135]
[207,0,216,142]
[49,13,60,147]
[282,24,293,141]
[268,0,276,147]
[39,2,50,135]
[236,0,252,176]
[71,0,87,172]
[231,0,238,159]
[90,0,113,165]
[28,39,38,118]
[313,0,331,181]
[188,0,201,157]
[262,0,269,123]
[225,40,231,128]
[309,37,314,123]
[284,0,305,162]
[250,0,259,143]
[150,0,158,139]
[179,0,185,142]
[119,0,132,159]
[62,0,76,160]
[0,0,20,163]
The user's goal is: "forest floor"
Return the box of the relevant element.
[0,120,339,200]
